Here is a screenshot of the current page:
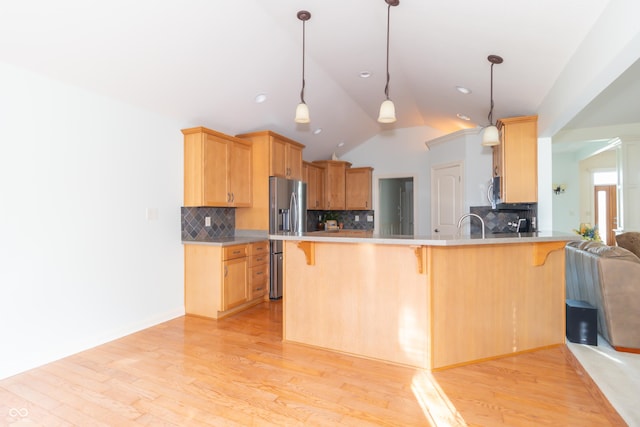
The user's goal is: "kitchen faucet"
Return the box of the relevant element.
[457,213,486,239]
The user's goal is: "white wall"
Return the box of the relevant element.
[551,152,581,233]
[0,62,185,379]
[340,126,442,234]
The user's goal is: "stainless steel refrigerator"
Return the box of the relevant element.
[269,177,307,299]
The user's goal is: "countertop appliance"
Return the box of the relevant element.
[269,177,307,299]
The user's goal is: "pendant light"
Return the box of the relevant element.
[295,11,311,124]
[378,0,399,124]
[481,54,503,146]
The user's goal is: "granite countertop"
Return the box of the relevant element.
[270,230,580,246]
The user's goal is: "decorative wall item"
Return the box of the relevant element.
[552,183,566,194]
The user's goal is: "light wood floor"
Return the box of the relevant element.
[0,301,626,426]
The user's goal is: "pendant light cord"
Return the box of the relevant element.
[488,61,495,125]
[300,19,306,104]
[384,3,391,100]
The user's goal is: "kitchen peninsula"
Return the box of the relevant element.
[273,231,578,370]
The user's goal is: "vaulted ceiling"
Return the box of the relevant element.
[2,0,636,160]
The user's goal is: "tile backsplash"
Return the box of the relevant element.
[181,207,235,241]
[307,210,375,231]
[470,204,537,234]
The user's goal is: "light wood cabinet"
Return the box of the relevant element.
[184,241,267,319]
[313,160,352,210]
[303,161,325,210]
[235,131,306,230]
[248,241,269,300]
[222,245,249,311]
[346,167,373,210]
[182,127,252,207]
[493,115,538,203]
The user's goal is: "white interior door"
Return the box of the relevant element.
[431,162,463,235]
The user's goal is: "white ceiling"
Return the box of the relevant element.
[1,0,631,161]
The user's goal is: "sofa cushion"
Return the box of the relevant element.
[616,232,640,259]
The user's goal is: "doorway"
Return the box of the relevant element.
[594,185,617,245]
[593,171,618,245]
[377,177,414,235]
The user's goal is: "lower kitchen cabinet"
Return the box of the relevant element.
[184,240,268,319]
[248,240,269,300]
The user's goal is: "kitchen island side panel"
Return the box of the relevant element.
[430,243,566,370]
[283,241,430,369]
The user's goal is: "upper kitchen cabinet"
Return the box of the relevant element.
[494,115,538,203]
[303,161,325,210]
[313,160,352,210]
[234,130,305,231]
[182,127,252,207]
[236,130,304,180]
[346,167,373,210]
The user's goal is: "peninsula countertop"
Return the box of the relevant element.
[270,230,580,246]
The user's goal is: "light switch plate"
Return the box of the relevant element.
[205,216,211,227]
[367,215,373,222]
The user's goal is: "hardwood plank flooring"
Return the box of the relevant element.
[0,301,626,426]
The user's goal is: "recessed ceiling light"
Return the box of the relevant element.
[359,71,372,78]
[254,93,267,103]
[337,141,345,147]
[457,113,471,121]
[455,86,472,95]
[313,128,322,135]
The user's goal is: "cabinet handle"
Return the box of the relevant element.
[256,271,263,276]
[224,266,228,277]
[232,250,241,255]
[256,287,263,291]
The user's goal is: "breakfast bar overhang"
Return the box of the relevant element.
[272,231,579,370]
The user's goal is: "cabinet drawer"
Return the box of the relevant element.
[249,241,269,256]
[223,244,247,260]
[250,264,269,286]
[249,253,269,267]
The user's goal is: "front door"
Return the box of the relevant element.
[594,184,617,245]
[431,162,463,235]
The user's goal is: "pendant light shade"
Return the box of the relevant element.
[482,125,499,146]
[481,54,503,147]
[378,0,399,124]
[295,102,310,124]
[378,99,396,123]
[295,11,311,124]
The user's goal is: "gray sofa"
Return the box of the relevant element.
[565,240,640,351]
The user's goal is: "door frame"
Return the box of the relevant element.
[374,174,418,235]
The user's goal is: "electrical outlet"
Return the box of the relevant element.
[367,215,374,222]
[205,216,211,227]
[355,215,360,222]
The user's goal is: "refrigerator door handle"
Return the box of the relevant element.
[290,191,298,233]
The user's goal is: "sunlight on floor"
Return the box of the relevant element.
[411,370,466,427]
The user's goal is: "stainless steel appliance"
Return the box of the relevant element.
[269,177,307,299]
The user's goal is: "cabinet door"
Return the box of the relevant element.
[498,116,538,203]
[287,144,304,180]
[203,134,230,206]
[305,163,324,209]
[346,167,373,210]
[269,137,287,178]
[325,162,346,210]
[229,140,252,207]
[222,256,248,310]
